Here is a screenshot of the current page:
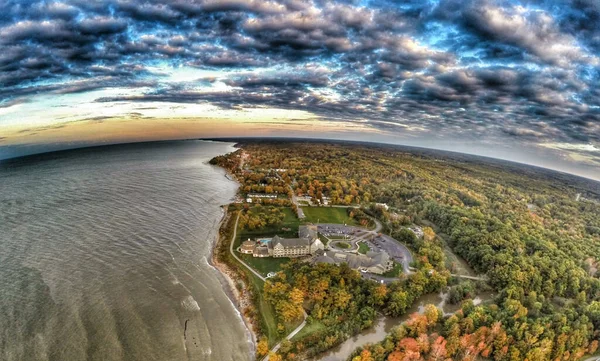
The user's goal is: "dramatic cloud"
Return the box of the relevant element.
[0,0,599,177]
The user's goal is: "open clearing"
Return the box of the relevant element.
[301,206,359,225]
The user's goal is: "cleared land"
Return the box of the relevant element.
[240,255,290,276]
[301,206,359,225]
[291,320,326,341]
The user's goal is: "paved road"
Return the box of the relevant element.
[229,212,266,282]
[289,184,305,219]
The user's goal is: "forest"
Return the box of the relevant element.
[211,140,600,361]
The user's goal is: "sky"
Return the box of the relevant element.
[0,0,599,180]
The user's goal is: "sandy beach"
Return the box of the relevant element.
[208,206,258,356]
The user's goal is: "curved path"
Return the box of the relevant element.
[227,211,308,360]
[229,212,266,281]
[262,311,308,361]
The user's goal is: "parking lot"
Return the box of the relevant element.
[317,223,414,274]
[370,234,413,274]
[318,224,362,237]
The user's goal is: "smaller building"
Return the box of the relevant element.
[240,240,256,254]
[312,249,392,275]
[254,246,270,258]
[248,193,278,199]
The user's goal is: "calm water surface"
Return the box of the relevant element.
[0,141,252,361]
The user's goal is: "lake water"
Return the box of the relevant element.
[0,141,252,361]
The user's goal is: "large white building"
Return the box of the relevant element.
[247,225,324,258]
[271,225,324,257]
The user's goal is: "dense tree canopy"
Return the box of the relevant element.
[213,141,600,360]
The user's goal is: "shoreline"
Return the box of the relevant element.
[206,162,259,358]
[208,206,258,354]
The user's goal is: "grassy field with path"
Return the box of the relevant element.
[301,206,359,225]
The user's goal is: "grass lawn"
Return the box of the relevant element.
[382,261,403,278]
[246,272,279,345]
[358,241,370,254]
[291,320,327,342]
[301,206,359,225]
[240,254,291,276]
[333,242,351,249]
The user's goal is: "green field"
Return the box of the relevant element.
[240,254,291,276]
[291,320,326,341]
[301,206,359,225]
[358,241,370,254]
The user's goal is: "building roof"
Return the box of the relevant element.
[314,250,390,271]
[254,247,270,256]
[299,225,317,240]
[241,240,256,250]
[314,254,337,264]
[269,225,320,250]
[273,236,310,249]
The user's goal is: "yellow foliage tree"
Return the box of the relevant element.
[256,338,269,356]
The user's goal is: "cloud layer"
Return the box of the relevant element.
[1,0,599,170]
